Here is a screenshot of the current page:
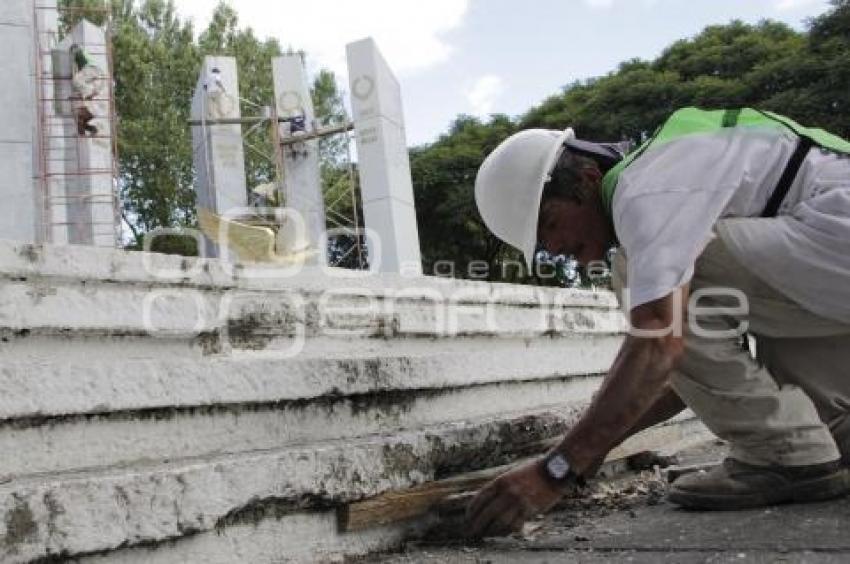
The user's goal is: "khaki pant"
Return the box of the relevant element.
[612,219,850,466]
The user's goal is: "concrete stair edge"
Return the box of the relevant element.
[0,407,708,563]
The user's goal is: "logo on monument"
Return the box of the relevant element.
[278,91,304,117]
[352,75,376,101]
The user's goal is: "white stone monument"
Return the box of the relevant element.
[0,1,117,246]
[53,19,116,246]
[346,38,422,275]
[272,54,326,265]
[191,56,248,256]
[0,0,41,242]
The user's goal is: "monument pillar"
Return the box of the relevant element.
[55,19,117,247]
[1,2,118,247]
[0,0,40,242]
[272,54,326,265]
[190,56,248,257]
[346,38,422,275]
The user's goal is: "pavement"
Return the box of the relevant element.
[366,441,850,564]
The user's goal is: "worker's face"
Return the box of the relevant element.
[536,196,610,265]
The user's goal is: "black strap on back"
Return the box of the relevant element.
[761,135,814,218]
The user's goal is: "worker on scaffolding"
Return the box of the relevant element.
[469,108,850,536]
[203,67,236,119]
[69,44,104,137]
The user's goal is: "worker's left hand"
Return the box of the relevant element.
[465,459,566,538]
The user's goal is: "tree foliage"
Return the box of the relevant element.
[112,0,199,239]
[410,114,518,279]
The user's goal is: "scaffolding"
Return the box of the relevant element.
[33,2,120,247]
[192,106,367,269]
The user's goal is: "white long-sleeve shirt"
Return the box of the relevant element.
[613,125,850,324]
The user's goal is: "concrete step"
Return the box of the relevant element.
[0,276,624,344]
[0,335,621,420]
[0,240,617,311]
[0,240,622,349]
[0,408,707,564]
[0,408,575,562]
[82,509,417,564]
[0,374,604,478]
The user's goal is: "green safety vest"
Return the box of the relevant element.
[600,107,850,217]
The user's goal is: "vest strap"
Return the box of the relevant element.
[761,136,814,218]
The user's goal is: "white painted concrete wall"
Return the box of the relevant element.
[0,0,39,243]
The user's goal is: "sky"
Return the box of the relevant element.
[173,0,833,146]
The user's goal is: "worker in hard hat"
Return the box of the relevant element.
[467,108,850,537]
[203,67,235,119]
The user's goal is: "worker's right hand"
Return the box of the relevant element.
[465,458,565,538]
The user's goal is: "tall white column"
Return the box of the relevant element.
[0,0,39,242]
[272,54,326,265]
[58,19,116,247]
[346,38,422,275]
[191,56,248,257]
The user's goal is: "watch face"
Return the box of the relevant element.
[546,453,571,480]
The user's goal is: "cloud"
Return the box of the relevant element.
[581,0,662,7]
[466,75,504,117]
[775,0,827,10]
[175,0,469,77]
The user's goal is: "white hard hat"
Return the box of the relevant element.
[475,127,575,270]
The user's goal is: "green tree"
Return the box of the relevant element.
[411,114,519,279]
[312,72,356,223]
[111,0,199,242]
[782,0,850,137]
[313,69,348,165]
[58,0,110,30]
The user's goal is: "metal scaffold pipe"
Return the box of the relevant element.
[188,117,354,145]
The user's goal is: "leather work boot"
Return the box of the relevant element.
[668,458,850,510]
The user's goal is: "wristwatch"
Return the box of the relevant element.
[540,451,586,489]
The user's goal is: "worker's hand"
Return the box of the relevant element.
[465,459,566,538]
